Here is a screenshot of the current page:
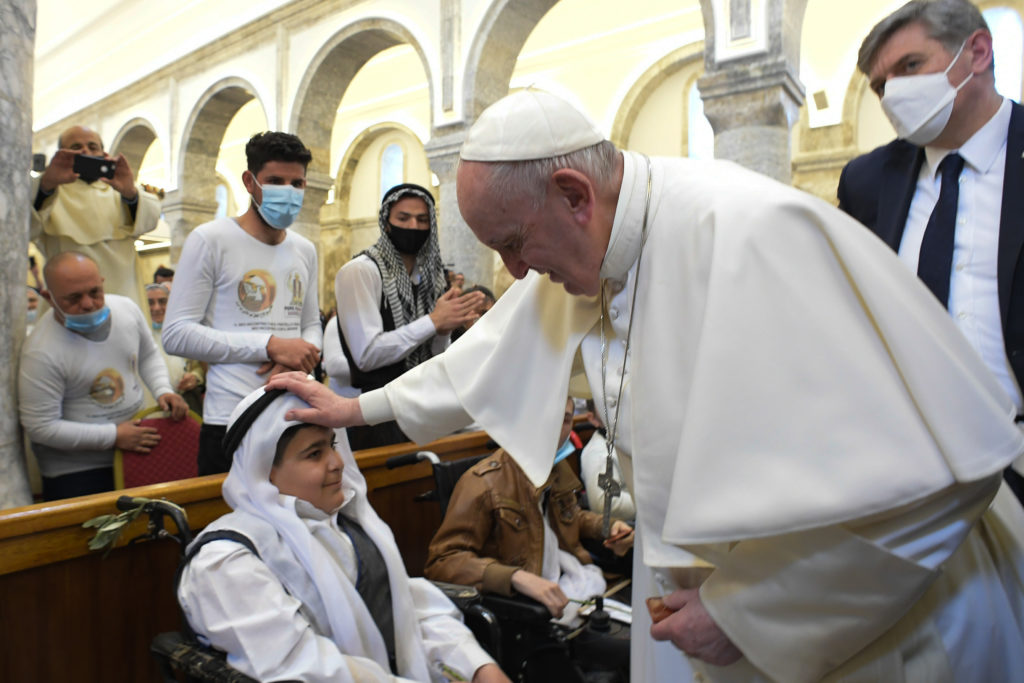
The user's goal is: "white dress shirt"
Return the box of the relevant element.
[900,98,1021,409]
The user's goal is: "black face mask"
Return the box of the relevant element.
[387,224,430,255]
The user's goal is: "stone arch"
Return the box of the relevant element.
[609,42,705,149]
[333,122,425,218]
[109,117,159,173]
[177,76,264,203]
[165,76,266,260]
[462,0,560,119]
[289,17,435,244]
[291,18,434,180]
[318,122,427,307]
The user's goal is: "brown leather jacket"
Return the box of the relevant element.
[424,449,609,596]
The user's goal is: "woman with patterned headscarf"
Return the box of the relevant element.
[333,183,483,449]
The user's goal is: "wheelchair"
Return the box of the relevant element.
[386,450,631,683]
[94,495,253,683]
[118,494,501,683]
[120,445,628,683]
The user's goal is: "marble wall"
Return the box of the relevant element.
[0,0,36,509]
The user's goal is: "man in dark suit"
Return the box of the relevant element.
[838,0,1024,504]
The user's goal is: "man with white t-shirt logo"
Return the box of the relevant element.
[163,132,322,475]
[19,252,188,500]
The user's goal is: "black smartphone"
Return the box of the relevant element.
[73,154,116,182]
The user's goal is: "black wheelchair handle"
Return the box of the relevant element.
[385,452,424,470]
[116,495,140,512]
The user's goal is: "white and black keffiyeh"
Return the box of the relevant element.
[360,183,447,369]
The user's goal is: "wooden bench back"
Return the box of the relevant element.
[0,430,495,683]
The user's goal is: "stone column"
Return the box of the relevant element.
[291,170,332,308]
[699,56,804,183]
[426,128,494,289]
[160,191,218,264]
[696,0,807,184]
[0,0,36,509]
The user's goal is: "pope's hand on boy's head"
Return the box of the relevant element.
[264,372,365,428]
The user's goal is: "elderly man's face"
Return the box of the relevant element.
[46,258,105,320]
[147,288,168,324]
[60,126,104,156]
[457,162,604,296]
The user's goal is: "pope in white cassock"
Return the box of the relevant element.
[270,91,1024,682]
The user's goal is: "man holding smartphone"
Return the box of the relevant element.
[30,125,160,313]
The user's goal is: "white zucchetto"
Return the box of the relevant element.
[460,90,605,162]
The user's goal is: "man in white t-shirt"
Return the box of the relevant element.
[163,132,322,475]
[19,252,188,500]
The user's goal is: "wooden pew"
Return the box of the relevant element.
[0,430,495,683]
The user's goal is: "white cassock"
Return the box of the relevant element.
[359,151,1024,682]
[29,176,160,310]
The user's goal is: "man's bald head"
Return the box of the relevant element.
[57,126,104,155]
[42,252,105,318]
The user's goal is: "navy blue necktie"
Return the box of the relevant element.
[917,152,965,307]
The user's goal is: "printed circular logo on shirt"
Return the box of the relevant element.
[90,368,124,405]
[237,270,276,315]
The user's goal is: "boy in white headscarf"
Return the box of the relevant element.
[176,386,508,682]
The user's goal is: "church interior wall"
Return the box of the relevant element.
[627,67,699,157]
[25,0,1024,305]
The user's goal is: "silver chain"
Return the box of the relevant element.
[598,155,652,536]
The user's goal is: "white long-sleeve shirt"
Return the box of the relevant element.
[163,218,322,425]
[178,498,493,682]
[19,295,173,477]
[902,98,1021,410]
[322,316,362,398]
[334,255,446,378]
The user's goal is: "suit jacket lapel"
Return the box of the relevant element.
[877,142,924,251]
[998,102,1024,322]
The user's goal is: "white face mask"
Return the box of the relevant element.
[881,40,974,146]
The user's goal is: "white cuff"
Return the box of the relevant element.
[358,389,394,425]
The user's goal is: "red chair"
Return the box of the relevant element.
[114,406,202,489]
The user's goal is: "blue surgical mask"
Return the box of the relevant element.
[252,179,304,230]
[26,308,38,324]
[58,303,111,336]
[553,435,575,465]
[151,321,162,331]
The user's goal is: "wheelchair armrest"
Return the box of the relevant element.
[150,631,258,683]
[430,580,483,612]
[481,593,552,622]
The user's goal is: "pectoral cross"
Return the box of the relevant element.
[598,448,621,538]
